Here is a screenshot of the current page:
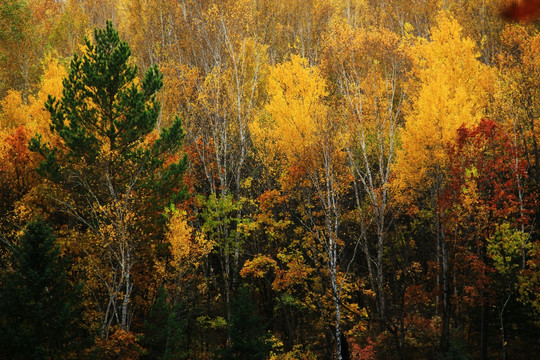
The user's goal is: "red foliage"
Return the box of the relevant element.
[443,118,532,232]
[440,119,535,310]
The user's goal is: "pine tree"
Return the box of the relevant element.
[142,286,186,360]
[0,218,83,359]
[220,286,271,360]
[31,20,187,206]
[29,20,187,335]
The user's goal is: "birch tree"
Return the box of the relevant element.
[252,55,351,360]
[322,24,410,339]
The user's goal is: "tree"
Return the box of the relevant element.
[0,218,83,359]
[394,13,493,203]
[0,126,37,216]
[196,192,254,340]
[496,23,540,209]
[321,24,410,346]
[30,21,187,336]
[441,119,535,360]
[251,54,351,360]
[392,13,493,354]
[219,285,271,360]
[171,3,269,345]
[0,55,67,135]
[141,286,187,360]
[0,0,35,98]
[447,0,506,64]
[0,0,65,99]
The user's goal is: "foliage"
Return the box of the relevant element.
[393,13,494,203]
[251,54,330,175]
[28,20,187,335]
[165,205,213,270]
[0,218,83,359]
[0,2,539,360]
[90,327,144,360]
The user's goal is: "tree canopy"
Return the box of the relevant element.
[0,2,539,359]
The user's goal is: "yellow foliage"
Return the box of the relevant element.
[27,56,67,138]
[240,254,277,278]
[327,0,371,27]
[393,13,494,204]
[0,55,66,140]
[0,90,27,129]
[36,55,67,101]
[160,63,200,129]
[166,209,213,269]
[269,344,318,360]
[272,252,314,291]
[251,55,331,178]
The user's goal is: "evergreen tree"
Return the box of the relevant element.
[0,218,83,359]
[30,20,187,208]
[220,286,271,360]
[142,286,187,360]
[29,20,187,335]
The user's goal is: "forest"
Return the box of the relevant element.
[0,0,539,359]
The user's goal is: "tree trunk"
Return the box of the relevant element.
[121,249,132,331]
[332,272,343,360]
[498,294,511,360]
[480,297,488,360]
[376,230,386,332]
[440,223,450,354]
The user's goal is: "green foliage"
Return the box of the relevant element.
[30,20,187,208]
[0,218,83,359]
[197,315,227,330]
[488,223,529,277]
[200,193,255,256]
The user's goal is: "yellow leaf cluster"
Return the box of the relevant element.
[0,55,66,141]
[269,344,318,360]
[28,56,68,137]
[240,254,277,278]
[393,13,494,203]
[251,55,329,175]
[166,209,213,269]
[0,90,26,129]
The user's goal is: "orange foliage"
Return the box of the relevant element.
[272,253,314,292]
[91,328,144,360]
[240,254,277,278]
[0,125,38,198]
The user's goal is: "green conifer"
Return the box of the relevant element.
[0,219,83,359]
